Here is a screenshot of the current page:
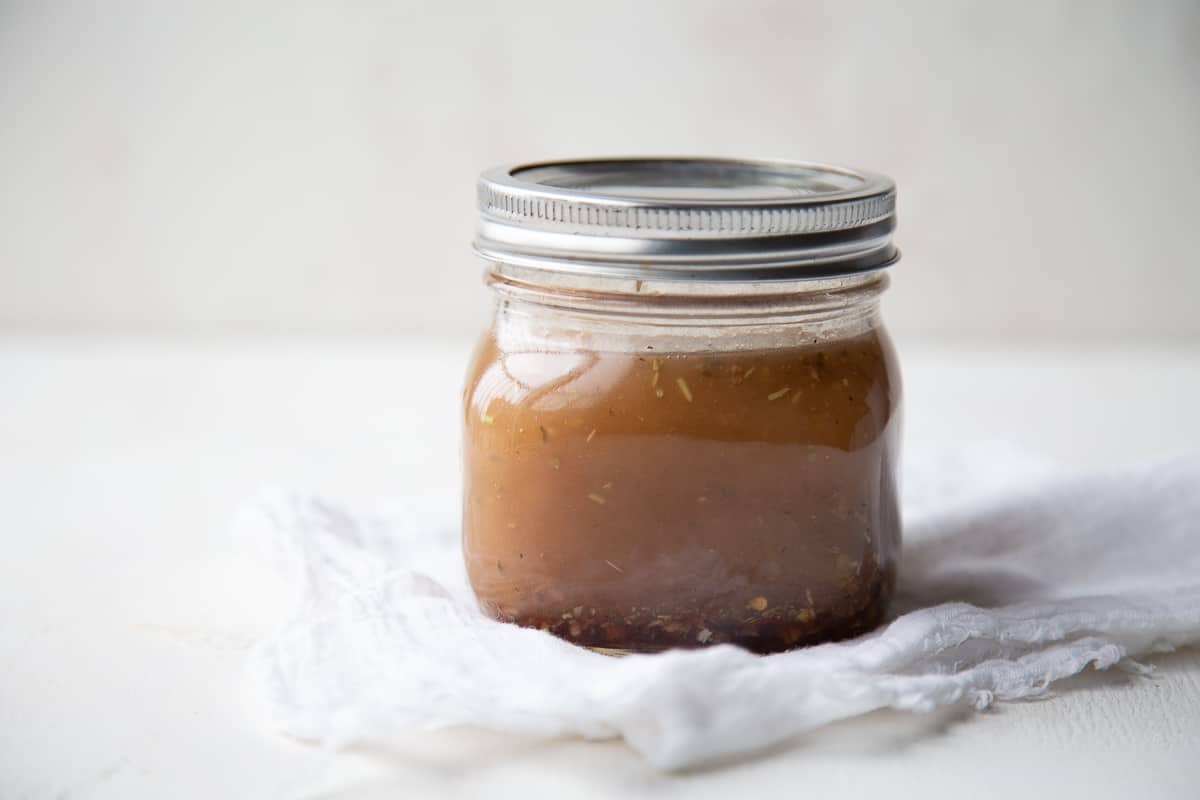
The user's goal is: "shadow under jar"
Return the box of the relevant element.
[463,157,902,655]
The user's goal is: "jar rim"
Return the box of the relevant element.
[475,156,898,280]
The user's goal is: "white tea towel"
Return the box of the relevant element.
[237,446,1200,770]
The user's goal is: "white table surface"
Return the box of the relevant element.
[2,334,1199,799]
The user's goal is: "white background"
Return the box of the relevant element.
[2,0,1198,340]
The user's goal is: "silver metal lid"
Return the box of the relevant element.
[474,157,898,281]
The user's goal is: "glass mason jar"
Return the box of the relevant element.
[462,158,901,655]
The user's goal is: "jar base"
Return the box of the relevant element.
[488,592,892,656]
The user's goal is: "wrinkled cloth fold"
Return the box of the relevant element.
[237,446,1200,769]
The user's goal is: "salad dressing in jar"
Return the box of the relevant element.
[463,158,902,654]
